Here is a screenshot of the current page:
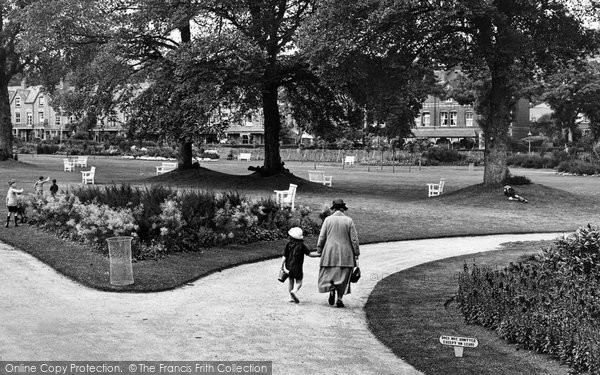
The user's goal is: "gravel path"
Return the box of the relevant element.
[0,232,564,375]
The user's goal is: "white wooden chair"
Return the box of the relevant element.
[63,158,75,172]
[274,183,298,210]
[156,162,178,175]
[427,178,445,197]
[238,153,252,161]
[308,171,332,186]
[343,156,355,166]
[81,166,96,184]
[74,156,88,168]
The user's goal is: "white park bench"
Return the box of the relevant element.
[274,183,297,210]
[238,153,252,161]
[156,162,178,175]
[73,156,88,168]
[308,171,332,186]
[343,156,355,166]
[63,158,75,172]
[81,166,96,185]
[427,178,445,197]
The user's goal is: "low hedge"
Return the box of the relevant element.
[422,147,465,164]
[455,225,600,374]
[506,154,558,169]
[557,160,600,175]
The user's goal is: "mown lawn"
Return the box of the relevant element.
[366,241,571,375]
[0,154,598,292]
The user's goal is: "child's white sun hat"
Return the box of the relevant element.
[288,227,303,240]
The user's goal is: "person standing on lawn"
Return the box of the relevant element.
[33,176,50,197]
[316,198,360,308]
[49,179,59,197]
[5,179,23,228]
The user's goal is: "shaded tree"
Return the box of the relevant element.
[0,1,59,160]
[303,0,597,185]
[533,61,600,143]
[300,1,438,143]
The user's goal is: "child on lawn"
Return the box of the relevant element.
[49,179,59,196]
[282,227,318,303]
[34,176,50,197]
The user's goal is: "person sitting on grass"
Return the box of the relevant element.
[503,185,528,203]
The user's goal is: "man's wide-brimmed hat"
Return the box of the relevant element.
[7,179,15,186]
[330,198,348,211]
[288,227,303,240]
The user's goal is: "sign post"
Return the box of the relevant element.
[439,335,479,357]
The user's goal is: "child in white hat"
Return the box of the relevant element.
[281,227,313,303]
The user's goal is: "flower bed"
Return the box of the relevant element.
[26,185,320,260]
[455,225,600,373]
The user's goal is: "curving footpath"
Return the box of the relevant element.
[0,232,564,375]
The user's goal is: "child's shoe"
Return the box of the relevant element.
[290,291,299,303]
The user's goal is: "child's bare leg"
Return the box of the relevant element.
[289,278,300,303]
[292,279,303,293]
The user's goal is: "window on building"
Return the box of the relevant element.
[39,96,44,106]
[55,114,61,126]
[241,134,250,144]
[440,112,449,126]
[466,112,474,127]
[422,112,430,127]
[15,96,21,108]
[15,112,20,124]
[27,112,32,125]
[450,112,458,126]
[39,111,44,123]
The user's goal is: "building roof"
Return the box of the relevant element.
[225,124,265,134]
[411,127,480,138]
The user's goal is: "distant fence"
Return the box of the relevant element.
[227,147,484,165]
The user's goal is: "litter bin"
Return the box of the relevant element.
[106,236,134,285]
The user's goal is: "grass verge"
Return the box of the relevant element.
[0,225,290,292]
[365,240,571,375]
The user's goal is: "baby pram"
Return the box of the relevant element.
[503,185,528,203]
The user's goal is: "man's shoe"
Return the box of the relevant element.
[328,291,335,306]
[336,300,345,308]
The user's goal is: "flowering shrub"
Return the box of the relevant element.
[455,225,600,373]
[27,185,321,260]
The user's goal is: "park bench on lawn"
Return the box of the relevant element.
[81,166,96,185]
[73,156,88,168]
[344,156,355,166]
[274,183,297,210]
[63,158,75,172]
[238,153,252,161]
[427,178,445,197]
[156,162,178,175]
[308,171,332,186]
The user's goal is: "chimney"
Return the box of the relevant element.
[20,79,26,89]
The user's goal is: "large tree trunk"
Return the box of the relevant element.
[0,75,12,161]
[178,140,193,169]
[482,64,511,186]
[176,22,194,169]
[261,80,285,176]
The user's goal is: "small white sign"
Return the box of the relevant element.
[439,335,479,348]
[439,335,478,357]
